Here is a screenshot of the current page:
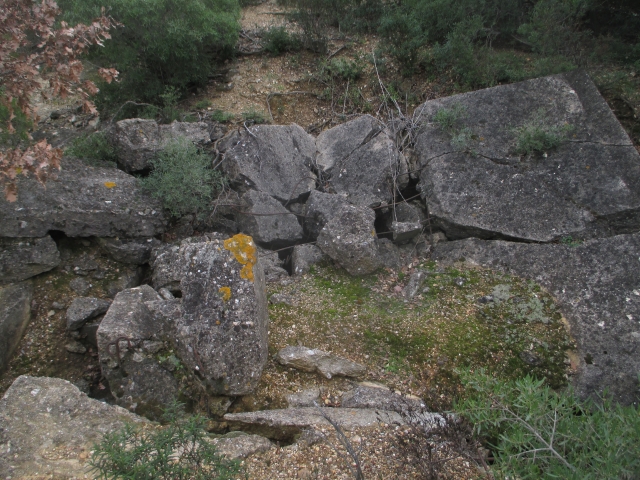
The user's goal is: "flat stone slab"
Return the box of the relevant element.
[0,157,167,238]
[276,346,366,379]
[211,433,273,460]
[0,376,147,479]
[433,233,640,405]
[0,236,60,284]
[221,124,316,203]
[224,407,405,441]
[414,71,640,242]
[0,281,32,374]
[66,297,112,330]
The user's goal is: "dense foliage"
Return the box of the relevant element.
[456,370,640,479]
[57,0,241,109]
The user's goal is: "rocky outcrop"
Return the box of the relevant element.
[0,236,60,284]
[387,202,424,245]
[433,232,640,405]
[320,115,408,207]
[211,432,273,460]
[110,118,213,172]
[414,70,640,242]
[0,157,167,238]
[66,297,112,330]
[237,190,303,248]
[221,124,316,203]
[316,203,382,275]
[292,244,326,275]
[275,346,366,379]
[0,376,147,479]
[304,190,350,240]
[0,281,32,374]
[97,285,178,419]
[340,384,425,414]
[224,407,406,441]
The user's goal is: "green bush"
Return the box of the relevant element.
[141,137,226,219]
[263,27,302,55]
[320,58,364,83]
[57,0,240,110]
[65,131,118,165]
[241,109,268,125]
[90,401,239,480]
[377,8,426,75]
[513,109,573,156]
[456,370,640,479]
[210,110,235,123]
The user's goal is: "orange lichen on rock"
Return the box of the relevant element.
[104,181,117,188]
[219,286,232,301]
[223,233,257,282]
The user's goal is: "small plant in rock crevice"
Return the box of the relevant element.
[512,108,574,156]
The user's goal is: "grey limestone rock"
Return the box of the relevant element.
[110,118,212,172]
[97,237,162,265]
[0,375,147,479]
[69,276,91,295]
[97,285,178,419]
[388,202,424,244]
[323,115,408,207]
[432,232,640,405]
[222,124,317,203]
[292,244,326,275]
[415,71,640,242]
[257,247,289,282]
[340,384,425,414]
[286,388,322,407]
[304,190,350,240]
[275,346,366,379]
[0,157,166,238]
[224,407,406,441]
[316,203,382,275]
[0,236,60,284]
[0,280,33,374]
[403,270,429,299]
[237,190,303,248]
[66,297,112,330]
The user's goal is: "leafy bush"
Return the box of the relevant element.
[65,132,118,165]
[320,58,364,83]
[241,109,268,125]
[57,0,240,109]
[194,99,213,110]
[456,370,640,480]
[513,109,573,156]
[90,401,239,480]
[377,8,426,75]
[141,137,226,219]
[211,110,235,123]
[263,26,302,55]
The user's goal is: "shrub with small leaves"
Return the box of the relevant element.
[90,401,239,480]
[141,137,226,219]
[513,109,573,156]
[65,132,118,166]
[456,370,640,480]
[263,26,302,55]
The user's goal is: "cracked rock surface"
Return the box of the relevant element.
[415,70,640,242]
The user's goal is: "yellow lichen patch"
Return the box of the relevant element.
[223,233,257,282]
[219,286,231,301]
[104,181,117,189]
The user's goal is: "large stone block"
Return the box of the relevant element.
[415,71,640,242]
[0,281,33,374]
[0,236,60,284]
[0,157,166,238]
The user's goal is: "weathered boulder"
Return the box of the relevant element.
[387,202,424,244]
[0,235,60,284]
[173,234,269,396]
[292,244,326,275]
[0,157,166,238]
[415,71,640,242]
[286,388,322,407]
[432,232,640,405]
[403,270,429,299]
[97,237,162,265]
[316,203,382,275]
[224,407,405,441]
[110,118,212,172]
[0,281,32,374]
[221,124,317,203]
[0,376,147,479]
[275,346,366,379]
[323,116,408,207]
[304,190,350,240]
[236,190,304,248]
[97,285,179,419]
[66,297,112,330]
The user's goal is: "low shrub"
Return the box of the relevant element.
[141,137,226,219]
[320,58,364,83]
[65,131,118,165]
[512,109,573,156]
[263,27,302,55]
[90,401,239,480]
[211,110,235,123]
[456,370,640,479]
[241,108,268,125]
